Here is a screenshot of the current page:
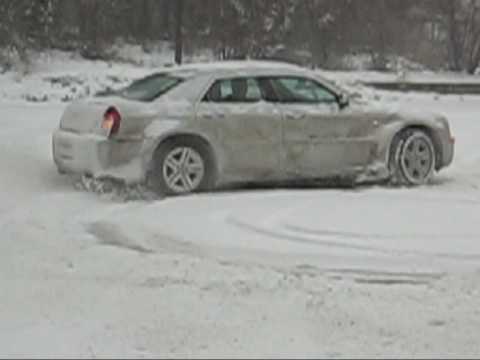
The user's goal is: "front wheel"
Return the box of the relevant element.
[148,140,215,196]
[389,129,436,186]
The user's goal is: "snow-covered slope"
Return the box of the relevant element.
[2,49,480,104]
[2,56,480,357]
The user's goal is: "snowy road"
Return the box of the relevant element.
[1,95,480,358]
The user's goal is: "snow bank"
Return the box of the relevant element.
[3,48,480,105]
[0,52,150,103]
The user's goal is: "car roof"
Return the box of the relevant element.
[161,60,311,77]
[154,60,346,96]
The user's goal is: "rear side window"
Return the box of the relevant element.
[203,78,263,103]
[118,73,183,102]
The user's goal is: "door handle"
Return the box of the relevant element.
[286,113,306,120]
[200,113,225,119]
[200,113,213,120]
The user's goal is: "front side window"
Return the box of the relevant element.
[118,73,183,102]
[203,78,263,103]
[270,77,337,104]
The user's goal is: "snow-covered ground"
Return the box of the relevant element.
[2,57,480,357]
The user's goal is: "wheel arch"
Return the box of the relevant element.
[386,124,443,170]
[149,132,219,177]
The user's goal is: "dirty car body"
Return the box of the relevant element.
[52,61,455,194]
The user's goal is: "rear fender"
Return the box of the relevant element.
[142,120,220,174]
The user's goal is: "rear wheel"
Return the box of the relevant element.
[389,129,436,186]
[148,139,215,196]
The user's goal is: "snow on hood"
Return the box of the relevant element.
[347,95,447,124]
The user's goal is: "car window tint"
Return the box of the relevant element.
[203,78,263,103]
[312,82,338,103]
[257,78,279,102]
[271,77,337,104]
[118,74,183,102]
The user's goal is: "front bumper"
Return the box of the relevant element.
[439,131,455,169]
[52,129,148,183]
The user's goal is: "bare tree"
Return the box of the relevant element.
[1,0,479,73]
[174,0,184,64]
[439,0,480,73]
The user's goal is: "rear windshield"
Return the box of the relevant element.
[118,73,183,102]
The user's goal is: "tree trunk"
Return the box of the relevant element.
[161,0,171,39]
[466,40,480,73]
[445,1,463,71]
[174,0,184,64]
[141,0,151,43]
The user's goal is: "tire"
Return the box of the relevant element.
[388,128,436,186]
[148,138,215,196]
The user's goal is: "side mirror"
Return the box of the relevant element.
[338,93,350,109]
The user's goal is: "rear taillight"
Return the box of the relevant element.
[102,107,121,136]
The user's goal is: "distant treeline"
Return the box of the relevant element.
[1,0,479,73]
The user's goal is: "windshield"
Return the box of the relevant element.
[118,73,183,102]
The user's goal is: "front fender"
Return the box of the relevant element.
[374,113,450,169]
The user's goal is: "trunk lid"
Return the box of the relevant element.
[59,96,157,136]
[59,100,106,134]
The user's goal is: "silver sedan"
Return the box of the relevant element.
[52,61,455,195]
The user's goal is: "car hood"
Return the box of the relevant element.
[346,97,448,126]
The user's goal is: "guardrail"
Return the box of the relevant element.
[363,81,480,95]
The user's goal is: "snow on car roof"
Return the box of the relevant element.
[166,60,304,71]
[161,60,309,77]
[159,60,346,94]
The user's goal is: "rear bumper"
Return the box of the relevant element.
[52,129,148,183]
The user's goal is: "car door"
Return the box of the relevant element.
[195,77,283,181]
[267,76,376,178]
